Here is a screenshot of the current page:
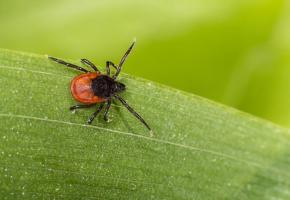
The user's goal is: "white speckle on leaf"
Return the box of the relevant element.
[12,89,18,94]
[149,130,154,137]
[106,119,112,123]
[130,183,137,190]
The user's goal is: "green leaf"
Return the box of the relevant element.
[0,49,289,199]
[1,0,289,127]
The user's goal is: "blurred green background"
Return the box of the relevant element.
[0,0,289,127]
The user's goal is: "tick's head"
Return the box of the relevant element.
[114,81,126,93]
[92,75,125,98]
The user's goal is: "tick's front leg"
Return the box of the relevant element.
[106,61,117,76]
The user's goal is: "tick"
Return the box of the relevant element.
[48,41,151,131]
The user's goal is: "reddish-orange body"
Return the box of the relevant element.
[70,72,105,104]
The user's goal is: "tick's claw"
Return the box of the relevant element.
[69,107,75,111]
[69,107,76,114]
[104,117,111,123]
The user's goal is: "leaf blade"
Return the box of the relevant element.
[0,49,290,199]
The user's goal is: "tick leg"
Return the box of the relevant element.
[70,104,95,111]
[106,61,117,76]
[114,94,151,131]
[48,56,88,73]
[81,58,99,72]
[112,40,135,80]
[87,103,105,124]
[103,100,112,122]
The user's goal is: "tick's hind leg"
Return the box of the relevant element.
[70,104,95,111]
[81,59,99,72]
[48,56,89,73]
[103,100,112,122]
[87,103,105,124]
[114,94,151,131]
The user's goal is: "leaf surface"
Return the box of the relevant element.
[0,49,290,199]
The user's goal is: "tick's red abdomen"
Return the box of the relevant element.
[70,72,105,104]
